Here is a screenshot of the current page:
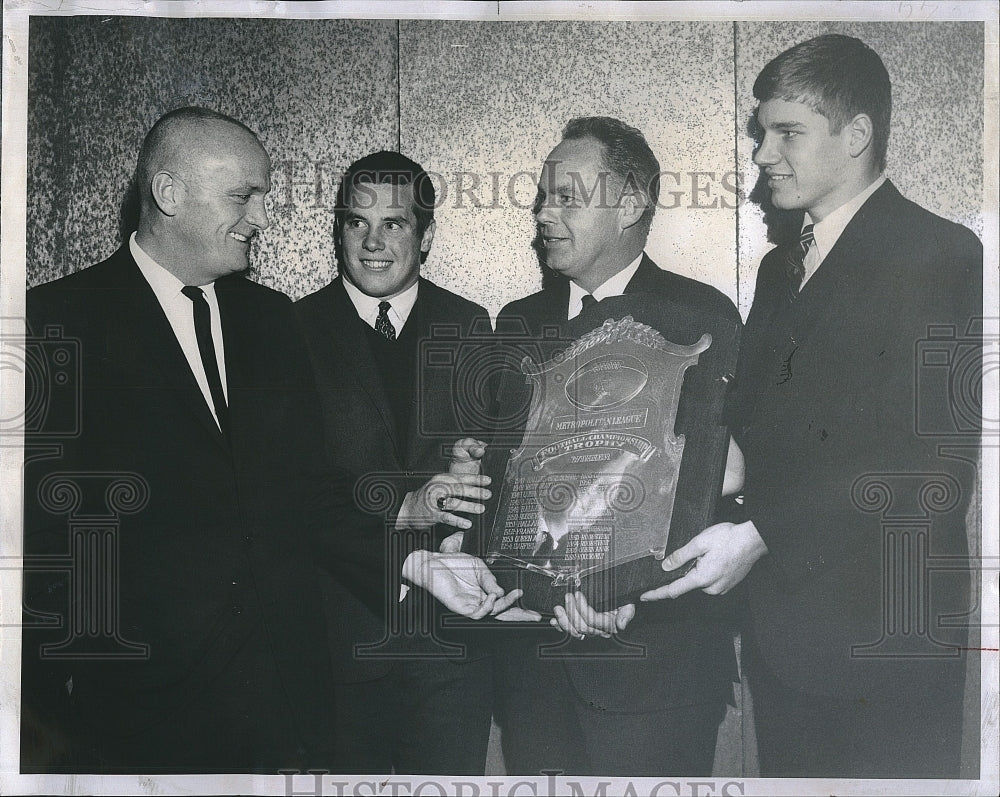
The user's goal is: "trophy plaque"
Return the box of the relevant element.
[475,293,739,613]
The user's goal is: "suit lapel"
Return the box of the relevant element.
[315,279,402,459]
[537,279,572,362]
[770,181,898,347]
[531,278,571,339]
[403,284,434,470]
[115,251,229,452]
[623,253,662,296]
[215,277,263,457]
[404,280,477,471]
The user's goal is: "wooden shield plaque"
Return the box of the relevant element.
[488,316,710,588]
[470,293,739,613]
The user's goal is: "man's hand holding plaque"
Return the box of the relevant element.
[640,520,768,600]
[400,438,542,622]
[546,435,751,630]
[395,438,493,531]
[402,549,541,621]
[550,593,636,639]
[639,437,765,600]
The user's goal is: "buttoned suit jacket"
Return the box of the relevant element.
[730,180,982,699]
[486,254,741,713]
[22,247,353,771]
[295,275,493,682]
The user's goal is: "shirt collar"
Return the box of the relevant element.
[804,175,886,263]
[130,231,219,304]
[342,275,420,332]
[568,253,643,319]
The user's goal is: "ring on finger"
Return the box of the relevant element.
[436,495,450,511]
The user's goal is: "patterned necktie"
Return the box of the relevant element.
[375,300,396,341]
[788,223,815,290]
[181,286,228,434]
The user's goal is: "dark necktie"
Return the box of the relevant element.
[375,300,397,341]
[580,293,598,313]
[788,223,816,290]
[181,286,228,434]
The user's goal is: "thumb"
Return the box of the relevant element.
[477,561,504,597]
[661,536,705,572]
[452,437,486,461]
[615,603,636,631]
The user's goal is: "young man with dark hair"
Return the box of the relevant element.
[296,150,524,774]
[642,34,982,778]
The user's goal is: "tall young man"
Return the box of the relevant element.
[643,35,982,777]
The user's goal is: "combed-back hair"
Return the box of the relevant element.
[561,116,661,234]
[753,34,891,172]
[334,150,436,238]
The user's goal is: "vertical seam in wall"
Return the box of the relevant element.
[733,20,741,315]
[732,19,747,780]
[396,19,402,152]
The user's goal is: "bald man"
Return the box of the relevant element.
[21,107,348,772]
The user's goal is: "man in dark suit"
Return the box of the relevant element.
[295,150,522,775]
[642,35,982,777]
[486,117,742,776]
[21,107,358,772]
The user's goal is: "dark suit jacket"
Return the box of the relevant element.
[486,255,741,713]
[295,276,493,682]
[730,180,982,698]
[21,247,352,772]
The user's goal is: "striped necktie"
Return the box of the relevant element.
[788,223,815,290]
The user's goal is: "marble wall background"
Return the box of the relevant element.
[26,17,400,299]
[27,18,983,320]
[400,21,737,310]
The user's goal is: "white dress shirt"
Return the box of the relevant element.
[566,253,644,320]
[800,175,886,287]
[342,277,419,334]
[130,232,228,429]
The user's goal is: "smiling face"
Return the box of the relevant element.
[168,123,271,284]
[339,181,433,299]
[533,137,628,293]
[753,98,860,222]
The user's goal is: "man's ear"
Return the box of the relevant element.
[150,171,182,217]
[846,113,874,160]
[420,219,436,253]
[619,192,646,231]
